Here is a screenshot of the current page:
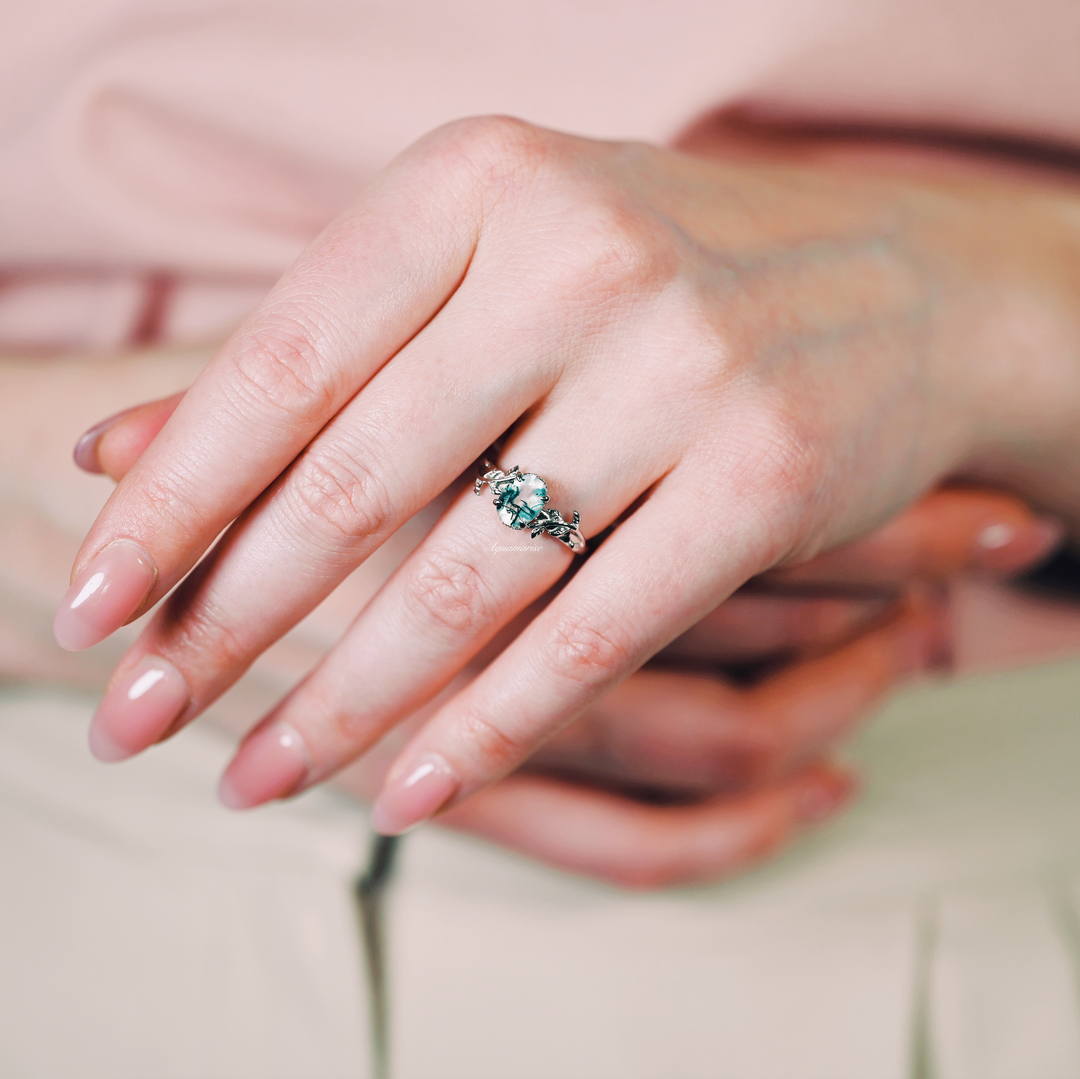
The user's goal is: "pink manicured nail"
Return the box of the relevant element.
[53,540,157,651]
[371,753,459,835]
[974,517,1063,573]
[73,406,139,474]
[218,723,311,810]
[89,655,190,761]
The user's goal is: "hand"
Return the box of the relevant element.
[56,117,1080,841]
[81,396,1057,885]
[373,490,1053,886]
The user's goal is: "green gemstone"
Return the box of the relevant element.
[496,473,547,529]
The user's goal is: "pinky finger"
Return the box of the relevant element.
[436,762,855,889]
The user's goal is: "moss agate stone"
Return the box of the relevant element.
[495,473,547,529]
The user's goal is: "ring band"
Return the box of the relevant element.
[474,461,586,553]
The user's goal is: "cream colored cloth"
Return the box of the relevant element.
[5,657,1080,1079]
[0,692,370,1079]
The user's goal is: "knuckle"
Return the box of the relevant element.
[733,405,819,502]
[231,316,339,420]
[130,466,214,543]
[580,217,675,299]
[592,195,680,280]
[287,443,393,550]
[425,115,549,195]
[457,709,530,772]
[426,121,683,318]
[405,548,498,639]
[738,813,790,867]
[717,400,824,565]
[158,587,252,682]
[537,196,683,312]
[544,611,636,689]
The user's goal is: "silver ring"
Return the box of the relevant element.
[474,461,586,553]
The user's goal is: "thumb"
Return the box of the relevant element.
[74,392,185,481]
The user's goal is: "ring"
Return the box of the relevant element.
[474,461,586,553]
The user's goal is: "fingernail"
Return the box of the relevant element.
[53,539,157,650]
[73,407,139,474]
[218,722,311,810]
[371,753,459,835]
[89,655,190,761]
[797,770,855,823]
[974,517,1064,573]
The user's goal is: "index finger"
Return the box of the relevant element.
[54,122,488,651]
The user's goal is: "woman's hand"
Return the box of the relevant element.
[56,117,1080,838]
[352,490,1053,885]
[80,394,1058,885]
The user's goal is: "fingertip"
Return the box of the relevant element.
[794,765,857,824]
[53,540,158,650]
[218,722,312,811]
[87,720,134,763]
[73,405,147,475]
[974,515,1064,575]
[76,394,186,482]
[371,752,460,834]
[217,773,249,811]
[89,655,190,760]
[74,426,113,475]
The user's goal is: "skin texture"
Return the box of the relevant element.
[60,118,1080,875]
[77,402,1059,886]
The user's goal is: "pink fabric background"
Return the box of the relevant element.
[5,0,1080,354]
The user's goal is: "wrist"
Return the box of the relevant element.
[932,171,1080,527]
